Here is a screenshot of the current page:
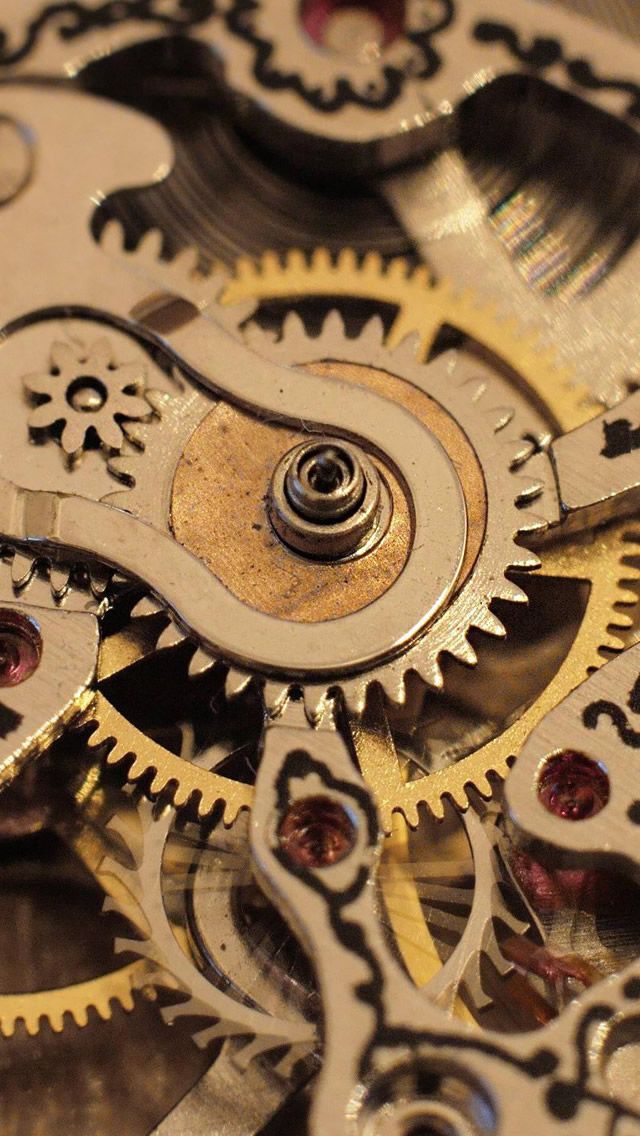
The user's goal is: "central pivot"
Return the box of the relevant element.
[269,437,386,559]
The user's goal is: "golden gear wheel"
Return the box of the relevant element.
[0,959,157,1038]
[79,248,638,831]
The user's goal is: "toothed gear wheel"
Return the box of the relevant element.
[24,337,152,460]
[97,784,316,1070]
[0,960,156,1038]
[98,241,559,704]
[0,544,127,798]
[83,246,638,827]
[228,309,548,700]
[97,746,525,1034]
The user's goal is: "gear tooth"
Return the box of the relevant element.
[303,685,330,724]
[113,934,157,966]
[602,632,625,654]
[387,257,410,281]
[462,958,494,1011]
[107,455,136,485]
[121,422,145,448]
[145,388,171,415]
[409,263,432,288]
[69,1005,88,1030]
[223,297,257,327]
[313,247,332,271]
[496,580,529,605]
[453,639,478,668]
[261,250,282,276]
[323,308,346,341]
[100,850,141,899]
[394,330,422,363]
[287,248,308,273]
[156,620,189,652]
[471,772,493,798]
[279,697,309,730]
[100,218,126,255]
[131,595,165,619]
[397,802,422,831]
[342,680,369,715]
[517,514,550,538]
[362,250,383,275]
[173,244,200,277]
[11,550,36,587]
[510,437,538,467]
[235,255,259,281]
[50,563,71,599]
[281,309,307,343]
[360,314,385,350]
[617,588,638,607]
[515,477,545,505]
[510,550,542,571]
[475,609,506,638]
[225,666,252,699]
[161,997,221,1032]
[188,645,217,677]
[89,563,112,597]
[25,1012,44,1037]
[245,322,276,351]
[420,656,444,691]
[338,248,358,273]
[610,610,634,630]
[138,227,165,261]
[127,752,155,781]
[263,679,291,716]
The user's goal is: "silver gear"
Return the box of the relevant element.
[120,307,550,714]
[24,335,152,460]
[96,779,316,1070]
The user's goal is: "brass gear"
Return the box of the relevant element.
[0,959,156,1038]
[220,248,591,431]
[78,248,638,831]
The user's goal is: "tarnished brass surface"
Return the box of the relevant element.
[171,360,484,623]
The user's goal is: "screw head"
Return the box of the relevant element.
[269,436,386,560]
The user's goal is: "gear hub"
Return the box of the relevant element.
[268,436,386,559]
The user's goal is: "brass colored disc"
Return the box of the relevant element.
[171,361,485,624]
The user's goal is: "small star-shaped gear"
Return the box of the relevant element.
[24,337,152,459]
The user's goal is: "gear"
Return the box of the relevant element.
[0,959,156,1037]
[0,547,112,799]
[223,0,453,111]
[102,239,558,706]
[96,782,316,1070]
[218,310,547,695]
[219,248,589,431]
[95,704,516,1033]
[78,246,638,828]
[218,250,640,826]
[24,336,152,461]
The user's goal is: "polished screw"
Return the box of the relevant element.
[269,436,385,559]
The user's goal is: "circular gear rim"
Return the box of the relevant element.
[79,247,638,828]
